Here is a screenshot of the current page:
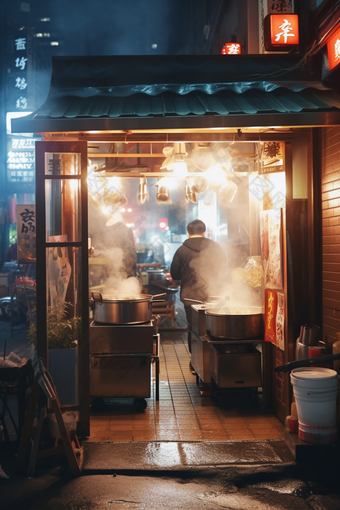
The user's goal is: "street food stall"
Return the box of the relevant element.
[11,54,340,436]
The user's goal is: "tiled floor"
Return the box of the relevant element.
[87,330,285,443]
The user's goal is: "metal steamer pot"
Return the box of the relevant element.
[90,292,166,324]
[205,306,263,339]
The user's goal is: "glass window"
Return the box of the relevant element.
[45,179,81,242]
[45,152,81,175]
[46,246,82,348]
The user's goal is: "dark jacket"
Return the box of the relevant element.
[170,237,227,303]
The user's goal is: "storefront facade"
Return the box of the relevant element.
[11,54,340,436]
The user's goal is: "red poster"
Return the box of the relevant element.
[265,289,277,345]
[327,28,340,72]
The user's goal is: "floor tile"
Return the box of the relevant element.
[202,431,230,441]
[133,432,156,441]
[111,432,134,441]
[133,423,155,431]
[179,432,204,441]
[228,433,256,440]
[156,432,180,441]
[109,423,134,430]
[199,421,225,431]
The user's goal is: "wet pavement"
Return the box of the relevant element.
[1,314,340,508]
[1,444,340,510]
[82,440,293,472]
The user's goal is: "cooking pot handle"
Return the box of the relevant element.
[150,293,167,301]
[91,292,103,302]
[183,298,205,304]
[275,353,340,372]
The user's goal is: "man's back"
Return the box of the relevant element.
[170,237,226,302]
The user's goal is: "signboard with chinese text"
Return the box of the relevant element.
[268,1,293,13]
[265,289,277,344]
[7,32,29,110]
[6,30,36,184]
[327,28,340,72]
[7,136,35,182]
[259,1,294,53]
[221,43,242,55]
[264,14,299,51]
[17,205,36,263]
[259,141,285,174]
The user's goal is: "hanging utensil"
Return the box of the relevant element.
[185,179,197,204]
[191,176,208,194]
[137,177,149,205]
[156,185,172,203]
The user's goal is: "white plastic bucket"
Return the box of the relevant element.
[290,367,339,444]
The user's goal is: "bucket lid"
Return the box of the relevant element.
[291,367,337,380]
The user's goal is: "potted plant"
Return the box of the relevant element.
[28,302,81,405]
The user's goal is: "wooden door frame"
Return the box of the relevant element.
[35,140,90,436]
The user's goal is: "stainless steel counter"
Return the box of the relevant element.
[89,320,159,409]
[89,320,155,354]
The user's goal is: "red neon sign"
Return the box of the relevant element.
[327,28,340,71]
[264,14,299,51]
[221,42,241,55]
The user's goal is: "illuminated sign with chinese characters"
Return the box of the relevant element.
[6,135,35,182]
[327,28,340,72]
[12,36,29,110]
[264,14,299,51]
[6,30,35,184]
[221,42,242,55]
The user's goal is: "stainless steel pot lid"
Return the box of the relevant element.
[91,292,166,302]
[205,306,263,315]
[101,294,146,301]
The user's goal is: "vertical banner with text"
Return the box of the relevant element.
[17,205,36,263]
[265,289,277,344]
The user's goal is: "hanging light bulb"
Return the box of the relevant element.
[137,177,149,205]
[204,164,228,191]
[160,142,188,178]
[173,156,188,177]
[173,142,188,177]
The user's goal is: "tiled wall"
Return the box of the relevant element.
[322,126,340,345]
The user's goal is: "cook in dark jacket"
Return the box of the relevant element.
[170,219,227,355]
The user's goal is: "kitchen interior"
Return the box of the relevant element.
[85,138,286,442]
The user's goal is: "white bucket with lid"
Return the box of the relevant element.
[290,367,339,444]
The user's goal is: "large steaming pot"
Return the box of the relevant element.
[205,306,263,339]
[90,292,165,324]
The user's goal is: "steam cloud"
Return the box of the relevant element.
[101,247,141,297]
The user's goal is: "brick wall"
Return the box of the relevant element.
[322,126,340,346]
